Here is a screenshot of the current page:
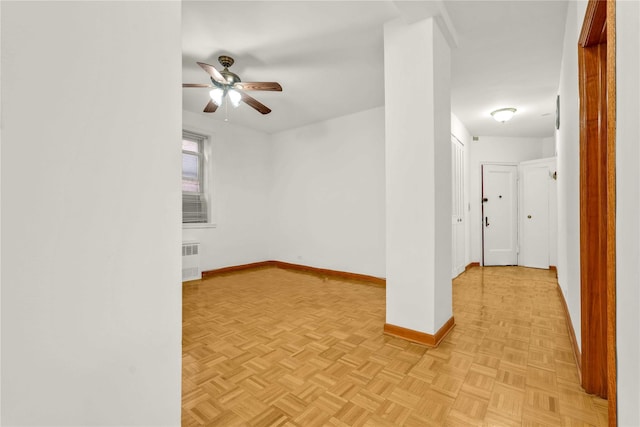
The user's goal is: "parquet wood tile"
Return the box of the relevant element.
[313,391,349,414]
[484,411,525,427]
[461,369,495,400]
[375,399,413,425]
[415,389,455,424]
[488,383,525,420]
[182,266,607,426]
[449,391,489,422]
[496,364,528,391]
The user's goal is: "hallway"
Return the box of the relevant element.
[182,266,606,426]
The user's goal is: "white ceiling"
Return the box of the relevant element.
[182,1,568,138]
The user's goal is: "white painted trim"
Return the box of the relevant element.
[519,156,557,166]
[182,223,217,229]
[0,0,3,419]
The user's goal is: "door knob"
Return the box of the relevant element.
[527,215,532,219]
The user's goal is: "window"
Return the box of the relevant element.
[182,131,208,223]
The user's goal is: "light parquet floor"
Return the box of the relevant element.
[182,266,608,426]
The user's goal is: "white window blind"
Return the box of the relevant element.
[182,131,208,223]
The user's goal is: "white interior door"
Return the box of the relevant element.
[520,162,550,269]
[451,136,465,278]
[482,164,518,265]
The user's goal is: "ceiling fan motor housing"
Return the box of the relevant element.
[220,70,241,85]
[216,55,240,85]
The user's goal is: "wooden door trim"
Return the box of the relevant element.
[580,0,607,46]
[605,1,616,423]
[578,0,616,423]
[578,39,607,398]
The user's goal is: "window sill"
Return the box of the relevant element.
[182,223,217,229]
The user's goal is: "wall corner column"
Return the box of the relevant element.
[383,17,453,345]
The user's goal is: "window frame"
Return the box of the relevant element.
[182,137,204,195]
[182,129,215,228]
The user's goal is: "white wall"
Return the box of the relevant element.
[616,1,640,424]
[184,106,386,277]
[468,136,546,263]
[269,107,386,278]
[182,111,271,271]
[542,136,556,157]
[0,1,3,419]
[1,2,181,425]
[555,0,582,352]
[451,114,472,267]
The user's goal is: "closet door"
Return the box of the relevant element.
[451,136,465,278]
[519,160,551,269]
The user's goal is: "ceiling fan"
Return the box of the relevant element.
[183,55,282,115]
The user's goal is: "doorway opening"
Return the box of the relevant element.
[481,159,557,269]
[577,0,616,421]
[481,163,518,266]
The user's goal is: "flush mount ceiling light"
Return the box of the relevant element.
[490,107,517,123]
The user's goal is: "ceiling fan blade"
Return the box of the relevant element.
[203,100,218,113]
[197,62,226,84]
[183,83,212,88]
[235,82,282,92]
[240,92,271,115]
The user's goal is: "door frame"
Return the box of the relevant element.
[451,135,465,278]
[578,0,616,421]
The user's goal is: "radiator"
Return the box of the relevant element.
[182,241,201,281]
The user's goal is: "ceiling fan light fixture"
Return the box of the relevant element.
[209,88,224,106]
[187,56,281,115]
[491,107,517,123]
[228,89,241,108]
